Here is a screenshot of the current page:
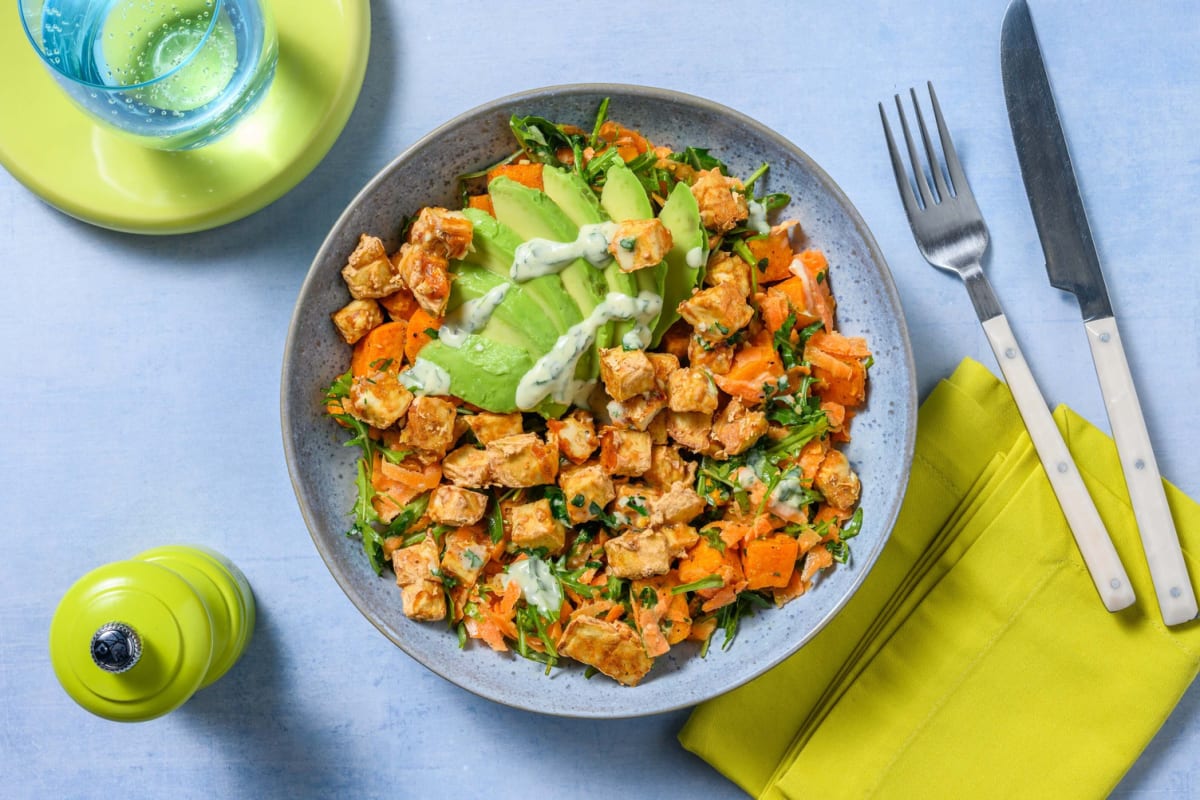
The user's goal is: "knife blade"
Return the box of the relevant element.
[1001,0,1197,625]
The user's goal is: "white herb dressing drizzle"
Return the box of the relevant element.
[438,283,510,348]
[515,291,663,410]
[500,557,562,616]
[741,451,811,514]
[746,199,770,234]
[686,246,705,269]
[399,358,452,396]
[509,221,619,281]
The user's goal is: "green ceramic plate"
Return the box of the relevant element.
[0,0,370,234]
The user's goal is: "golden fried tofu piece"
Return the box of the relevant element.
[487,432,559,488]
[704,250,753,298]
[651,483,707,526]
[646,408,669,445]
[348,369,413,429]
[342,234,406,300]
[608,218,673,273]
[667,366,718,414]
[613,483,658,530]
[599,348,656,402]
[465,411,523,445]
[690,168,749,235]
[677,281,754,343]
[643,445,694,490]
[604,528,671,579]
[440,524,493,587]
[558,464,615,525]
[546,409,598,464]
[557,615,654,687]
[665,410,714,454]
[393,243,453,317]
[659,523,700,558]
[407,207,474,260]
[606,393,666,432]
[815,449,861,510]
[330,298,383,345]
[688,336,734,375]
[428,485,488,527]
[391,538,446,621]
[442,444,492,488]
[599,426,652,477]
[647,352,679,389]
[712,398,768,457]
[398,396,458,456]
[509,498,566,554]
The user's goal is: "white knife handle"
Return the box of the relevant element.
[1084,316,1197,625]
[981,314,1135,611]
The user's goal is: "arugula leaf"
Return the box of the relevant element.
[671,146,728,174]
[671,575,725,594]
[543,486,572,526]
[509,114,577,167]
[827,507,864,565]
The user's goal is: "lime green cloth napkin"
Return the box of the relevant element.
[679,357,1200,799]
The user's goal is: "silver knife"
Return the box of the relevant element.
[1001,0,1197,625]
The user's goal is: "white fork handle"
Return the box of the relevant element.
[981,314,1135,612]
[1084,316,1197,625]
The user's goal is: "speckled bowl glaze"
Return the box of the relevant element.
[282,84,916,718]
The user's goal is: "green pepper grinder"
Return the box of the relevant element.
[49,544,255,722]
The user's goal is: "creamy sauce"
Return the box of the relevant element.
[686,245,705,269]
[399,358,452,396]
[746,199,770,234]
[515,291,663,410]
[501,556,562,617]
[510,222,619,281]
[439,283,510,348]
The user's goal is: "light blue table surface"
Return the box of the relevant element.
[3,1,1198,797]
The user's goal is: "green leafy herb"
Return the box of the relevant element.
[544,486,572,525]
[672,146,728,174]
[588,501,620,528]
[487,497,505,544]
[827,508,864,565]
[638,586,659,608]
[671,575,725,594]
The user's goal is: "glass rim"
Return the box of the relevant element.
[19,0,226,92]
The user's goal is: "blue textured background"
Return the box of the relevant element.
[2,1,1197,797]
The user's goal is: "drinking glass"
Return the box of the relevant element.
[20,0,278,150]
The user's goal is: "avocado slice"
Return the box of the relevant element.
[541,165,640,350]
[418,336,564,416]
[446,263,559,354]
[489,176,608,377]
[651,181,708,345]
[458,207,581,337]
[600,162,668,338]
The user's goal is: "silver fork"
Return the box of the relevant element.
[881,82,1135,612]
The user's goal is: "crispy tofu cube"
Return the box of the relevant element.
[643,445,695,490]
[509,498,566,554]
[557,615,654,687]
[442,445,491,487]
[558,464,615,525]
[712,399,768,456]
[688,336,734,375]
[646,408,669,445]
[677,281,754,342]
[651,484,707,526]
[440,524,493,587]
[607,218,673,273]
[428,485,488,527]
[465,412,523,445]
[547,409,599,464]
[815,449,861,510]
[604,529,671,579]
[487,433,559,488]
[392,243,452,317]
[599,426,652,477]
[606,393,666,432]
[665,410,714,454]
[330,298,384,344]
[704,251,753,298]
[646,352,679,389]
[378,287,419,321]
[342,234,406,300]
[690,168,749,235]
[659,523,700,558]
[348,370,413,429]
[398,396,458,456]
[613,483,658,530]
[391,538,446,621]
[407,207,474,260]
[667,366,718,414]
[599,348,656,402]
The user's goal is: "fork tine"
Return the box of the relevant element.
[879,103,921,221]
[927,82,970,199]
[910,87,950,202]
[894,94,935,209]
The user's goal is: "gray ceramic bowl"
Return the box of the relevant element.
[282,84,916,718]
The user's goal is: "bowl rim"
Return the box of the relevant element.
[281,82,918,717]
